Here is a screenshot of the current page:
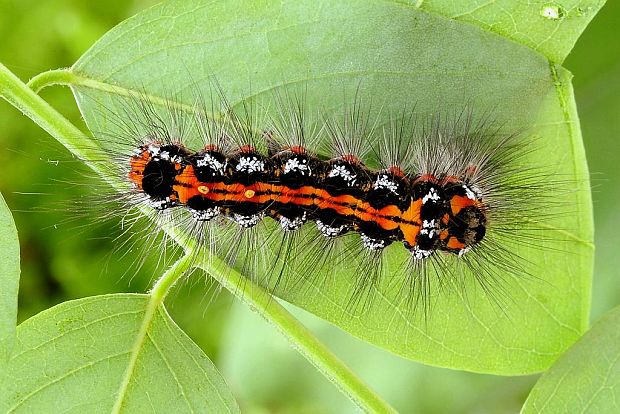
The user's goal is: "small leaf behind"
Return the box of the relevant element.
[3,294,239,413]
[0,191,20,363]
[523,305,620,413]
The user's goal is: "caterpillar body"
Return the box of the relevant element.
[89,90,549,314]
[129,139,485,259]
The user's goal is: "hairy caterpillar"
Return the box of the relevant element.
[79,86,553,316]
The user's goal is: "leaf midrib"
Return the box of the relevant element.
[110,296,159,414]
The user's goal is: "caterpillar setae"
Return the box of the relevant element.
[83,87,555,315]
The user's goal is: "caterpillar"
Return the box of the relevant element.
[132,129,484,251]
[84,88,552,315]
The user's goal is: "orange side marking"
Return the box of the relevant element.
[128,151,151,189]
[447,237,465,250]
[450,195,476,215]
[399,198,423,246]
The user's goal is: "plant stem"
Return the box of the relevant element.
[196,255,397,414]
[0,63,195,252]
[0,64,98,165]
[0,63,397,413]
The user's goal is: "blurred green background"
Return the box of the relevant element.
[0,1,618,413]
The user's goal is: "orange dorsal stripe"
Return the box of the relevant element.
[172,165,423,245]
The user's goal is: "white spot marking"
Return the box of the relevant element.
[147,144,161,157]
[316,220,347,238]
[147,197,172,210]
[232,213,263,228]
[197,153,225,175]
[463,185,477,200]
[374,174,398,194]
[236,156,265,174]
[188,207,219,221]
[279,212,307,231]
[411,245,433,260]
[458,247,472,257]
[328,164,357,186]
[283,157,310,175]
[420,219,437,239]
[360,234,386,250]
[422,187,440,204]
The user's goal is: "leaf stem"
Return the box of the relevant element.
[195,255,397,414]
[0,63,397,414]
[27,68,75,94]
[28,68,200,113]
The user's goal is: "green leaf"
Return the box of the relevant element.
[3,294,239,413]
[522,305,620,413]
[0,191,20,363]
[67,0,593,374]
[409,0,606,63]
